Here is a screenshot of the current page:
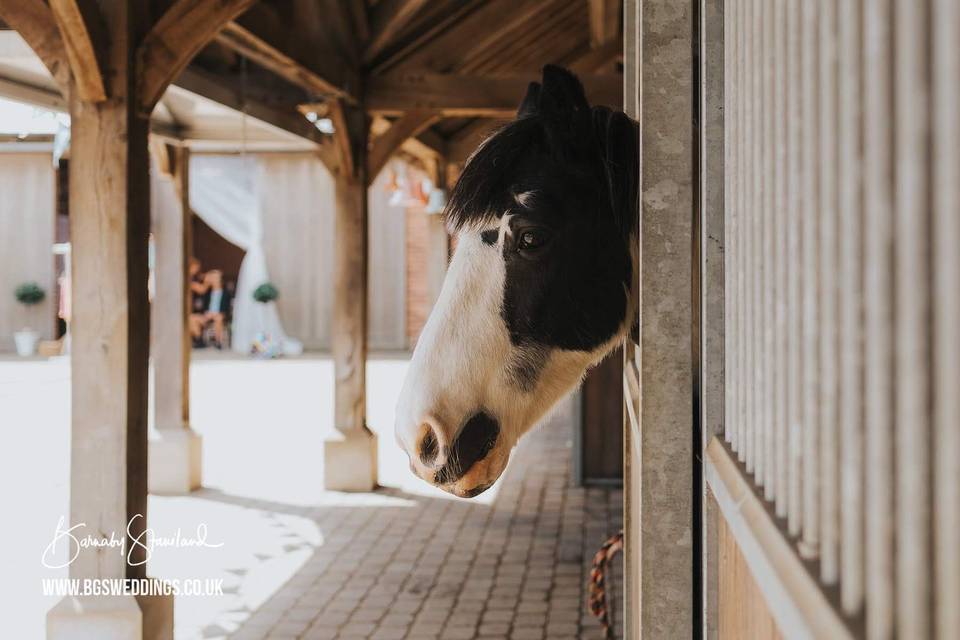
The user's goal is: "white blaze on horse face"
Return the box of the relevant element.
[395,219,612,497]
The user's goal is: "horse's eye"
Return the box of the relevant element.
[517,229,547,252]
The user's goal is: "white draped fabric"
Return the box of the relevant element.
[189,155,290,353]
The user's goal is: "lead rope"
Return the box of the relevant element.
[588,529,624,640]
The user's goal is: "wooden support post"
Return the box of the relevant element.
[422,157,449,311]
[324,106,377,492]
[47,92,173,640]
[149,146,201,495]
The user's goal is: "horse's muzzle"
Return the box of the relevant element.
[433,411,500,486]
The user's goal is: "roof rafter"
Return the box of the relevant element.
[49,0,106,101]
[367,109,440,182]
[214,20,356,103]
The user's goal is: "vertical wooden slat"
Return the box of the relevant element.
[932,0,960,636]
[736,0,747,462]
[893,0,932,636]
[785,0,803,537]
[773,0,788,520]
[723,0,734,446]
[750,0,763,489]
[817,0,839,584]
[742,0,754,473]
[863,0,896,635]
[799,0,820,558]
[838,0,865,616]
[761,0,775,501]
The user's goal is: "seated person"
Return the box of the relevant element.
[189,270,231,349]
[188,258,209,346]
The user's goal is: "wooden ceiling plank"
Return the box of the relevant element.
[458,0,579,74]
[49,0,106,101]
[367,109,440,181]
[138,0,258,113]
[363,0,430,65]
[390,0,552,73]
[371,0,481,73]
[0,0,71,89]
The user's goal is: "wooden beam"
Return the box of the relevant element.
[214,21,354,102]
[49,0,105,101]
[0,0,71,89]
[366,72,624,117]
[138,0,257,113]
[370,115,444,167]
[325,109,377,491]
[367,110,440,183]
[174,67,324,146]
[329,100,355,179]
[0,76,67,111]
[588,0,621,48]
[363,0,429,65]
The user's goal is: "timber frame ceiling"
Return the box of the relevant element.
[185,0,623,167]
[0,0,623,168]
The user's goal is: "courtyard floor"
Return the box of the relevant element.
[1,353,622,640]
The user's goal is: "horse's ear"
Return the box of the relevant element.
[517,82,541,118]
[594,108,639,237]
[538,65,590,124]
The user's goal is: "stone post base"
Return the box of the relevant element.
[323,427,378,491]
[149,428,202,495]
[47,586,174,640]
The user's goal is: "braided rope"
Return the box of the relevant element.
[588,529,624,640]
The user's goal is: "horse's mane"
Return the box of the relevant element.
[445,106,638,237]
[445,116,546,232]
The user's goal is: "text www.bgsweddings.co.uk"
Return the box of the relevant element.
[42,578,225,597]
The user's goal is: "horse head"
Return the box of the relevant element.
[395,66,638,497]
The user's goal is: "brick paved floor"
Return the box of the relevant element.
[226,411,624,640]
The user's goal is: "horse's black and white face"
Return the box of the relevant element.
[395,66,638,498]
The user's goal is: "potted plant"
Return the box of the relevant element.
[252,282,279,304]
[13,282,46,356]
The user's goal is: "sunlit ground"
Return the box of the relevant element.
[0,352,506,639]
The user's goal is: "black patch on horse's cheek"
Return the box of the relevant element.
[500,221,629,353]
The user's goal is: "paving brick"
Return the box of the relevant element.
[223,407,621,640]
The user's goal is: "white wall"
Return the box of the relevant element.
[0,152,55,351]
[258,153,407,351]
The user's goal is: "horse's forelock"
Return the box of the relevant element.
[445,117,545,232]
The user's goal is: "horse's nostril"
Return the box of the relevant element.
[434,411,500,486]
[419,427,439,465]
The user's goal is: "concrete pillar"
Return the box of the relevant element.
[149,146,202,495]
[324,109,377,492]
[626,0,698,636]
